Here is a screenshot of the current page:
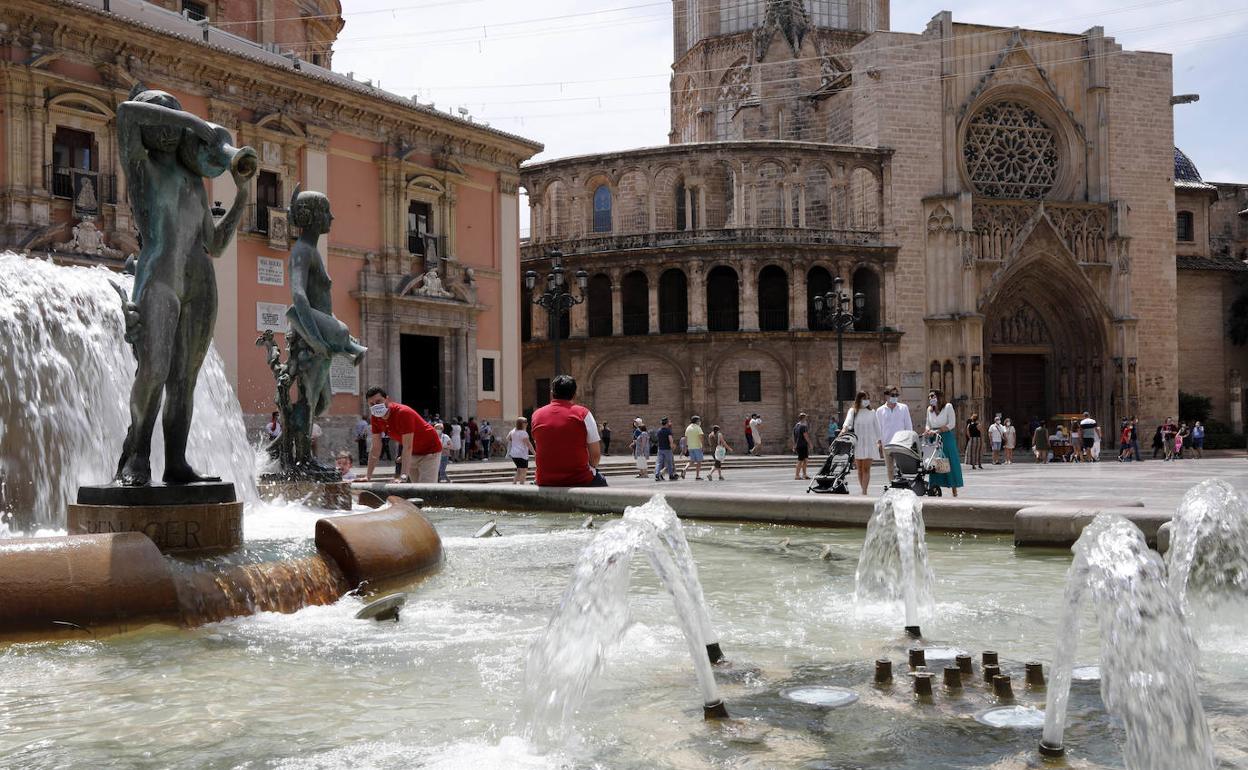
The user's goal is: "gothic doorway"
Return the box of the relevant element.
[990,353,1047,425]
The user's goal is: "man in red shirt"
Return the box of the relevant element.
[529,375,608,487]
[364,386,443,483]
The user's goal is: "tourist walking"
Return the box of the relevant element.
[683,416,705,480]
[749,414,765,455]
[631,418,651,478]
[987,416,1005,465]
[840,391,882,495]
[1127,417,1142,461]
[925,389,963,497]
[655,417,677,481]
[792,413,811,480]
[1175,425,1186,459]
[365,386,443,483]
[1191,421,1205,458]
[450,419,463,462]
[601,421,612,455]
[965,413,984,469]
[1118,420,1133,462]
[876,386,912,481]
[1032,421,1048,463]
[529,375,607,488]
[467,417,479,460]
[1003,418,1017,464]
[437,421,452,482]
[1152,424,1164,459]
[480,420,493,460]
[708,424,732,481]
[505,417,534,484]
[1078,412,1100,463]
[354,414,370,465]
[743,414,755,455]
[825,415,840,454]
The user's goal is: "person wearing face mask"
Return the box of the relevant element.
[925,389,963,497]
[839,390,883,495]
[1003,418,1017,464]
[875,386,912,483]
[987,415,1005,465]
[364,386,443,483]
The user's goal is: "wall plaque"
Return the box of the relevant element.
[256,302,288,333]
[258,256,285,286]
[329,354,360,394]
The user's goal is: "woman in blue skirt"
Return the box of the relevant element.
[925,389,964,496]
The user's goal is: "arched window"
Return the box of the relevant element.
[675,182,698,231]
[592,185,612,233]
[659,269,689,334]
[806,266,833,329]
[587,274,613,337]
[849,167,879,229]
[621,271,649,335]
[852,267,881,331]
[1176,211,1194,242]
[706,266,740,332]
[758,265,789,331]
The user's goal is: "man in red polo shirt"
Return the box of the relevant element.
[364,386,443,483]
[529,375,608,487]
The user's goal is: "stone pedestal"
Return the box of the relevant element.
[68,482,243,554]
[257,480,352,511]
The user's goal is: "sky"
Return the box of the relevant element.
[331,0,1248,234]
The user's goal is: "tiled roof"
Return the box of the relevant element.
[1174,147,1216,191]
[1177,253,1248,272]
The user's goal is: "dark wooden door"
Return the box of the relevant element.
[990,354,1047,427]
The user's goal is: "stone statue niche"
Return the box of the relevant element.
[257,187,367,483]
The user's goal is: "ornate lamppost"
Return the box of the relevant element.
[812,276,866,420]
[525,249,588,379]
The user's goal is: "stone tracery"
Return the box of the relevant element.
[963,100,1059,200]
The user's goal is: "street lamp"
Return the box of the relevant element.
[525,249,588,379]
[812,276,866,420]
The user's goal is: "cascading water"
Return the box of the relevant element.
[0,252,257,532]
[622,495,723,662]
[1040,513,1214,769]
[853,488,934,629]
[1165,478,1248,614]
[522,495,723,743]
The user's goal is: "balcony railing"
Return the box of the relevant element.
[622,312,649,336]
[45,165,116,213]
[759,309,789,332]
[707,309,740,332]
[407,231,445,265]
[588,316,614,337]
[659,312,688,334]
[522,226,888,259]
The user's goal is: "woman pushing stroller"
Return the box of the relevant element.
[837,390,883,495]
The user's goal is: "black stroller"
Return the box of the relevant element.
[882,430,945,497]
[808,432,856,494]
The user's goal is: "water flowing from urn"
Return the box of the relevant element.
[1041,514,1214,769]
[0,253,257,531]
[854,489,934,628]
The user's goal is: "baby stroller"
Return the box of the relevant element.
[882,430,945,497]
[808,432,856,494]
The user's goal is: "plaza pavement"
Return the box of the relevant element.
[355,452,1247,512]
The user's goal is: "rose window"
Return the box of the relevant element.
[963,101,1059,199]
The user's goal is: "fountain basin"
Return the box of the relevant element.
[0,497,441,642]
[258,479,353,511]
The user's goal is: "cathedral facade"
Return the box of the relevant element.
[520,0,1247,441]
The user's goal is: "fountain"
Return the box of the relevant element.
[1165,478,1248,614]
[1039,513,1215,769]
[853,488,934,635]
[522,495,726,743]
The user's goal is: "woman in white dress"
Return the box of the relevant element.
[839,390,883,495]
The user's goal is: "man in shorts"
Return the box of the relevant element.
[683,416,705,480]
[1078,412,1101,463]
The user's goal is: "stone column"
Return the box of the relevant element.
[531,299,547,341]
[1231,370,1244,434]
[610,269,623,337]
[789,261,808,331]
[455,328,470,418]
[684,186,693,230]
[688,262,707,332]
[388,326,402,406]
[647,267,660,335]
[570,288,589,338]
[741,261,759,332]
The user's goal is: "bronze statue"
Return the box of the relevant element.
[113,86,258,487]
[257,188,366,479]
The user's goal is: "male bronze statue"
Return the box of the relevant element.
[114,87,257,486]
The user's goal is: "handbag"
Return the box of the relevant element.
[933,456,951,474]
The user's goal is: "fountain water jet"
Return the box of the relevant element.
[0,253,256,531]
[854,489,934,634]
[1165,479,1248,615]
[522,495,725,743]
[1039,514,1214,769]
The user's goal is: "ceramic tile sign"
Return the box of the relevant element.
[258,256,285,286]
[256,302,288,333]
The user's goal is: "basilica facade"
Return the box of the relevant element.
[520,0,1247,441]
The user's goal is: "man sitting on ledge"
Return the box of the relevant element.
[529,375,608,488]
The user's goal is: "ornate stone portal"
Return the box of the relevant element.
[257,188,366,509]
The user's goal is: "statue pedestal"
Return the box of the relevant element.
[68,482,243,554]
[257,479,352,511]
